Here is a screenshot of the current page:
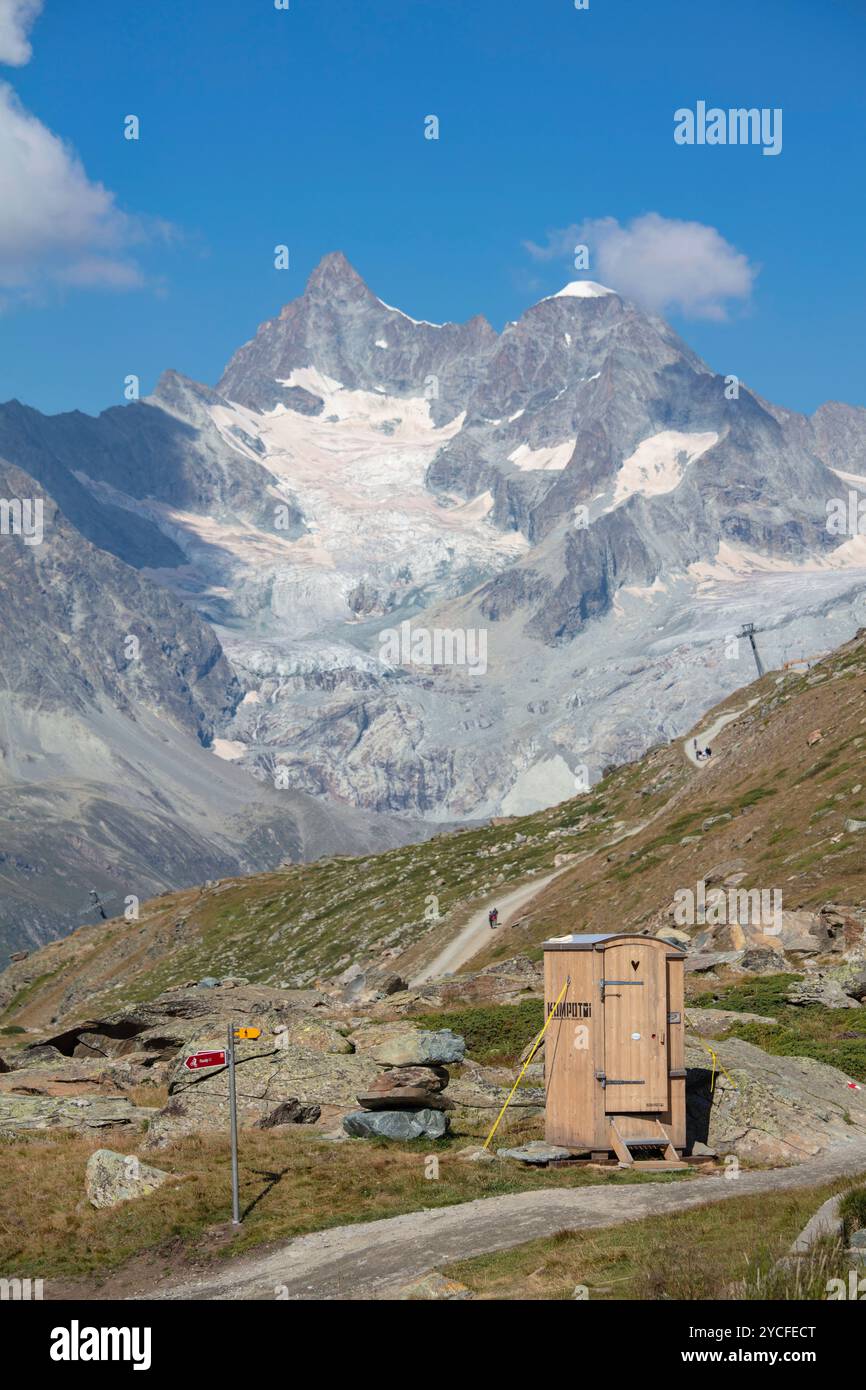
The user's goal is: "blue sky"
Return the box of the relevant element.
[1,0,865,417]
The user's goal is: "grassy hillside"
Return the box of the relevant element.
[3,629,866,1032]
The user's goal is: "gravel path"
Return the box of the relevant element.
[145,1140,866,1301]
[411,871,562,984]
[683,699,758,767]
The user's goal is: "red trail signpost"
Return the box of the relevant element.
[183,1027,262,1224]
[184,1050,226,1071]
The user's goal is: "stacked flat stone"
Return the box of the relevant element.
[343,1029,465,1141]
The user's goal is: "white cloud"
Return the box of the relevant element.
[0,83,150,295]
[0,0,42,67]
[0,3,174,303]
[524,213,757,320]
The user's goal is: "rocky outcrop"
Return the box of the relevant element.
[785,974,861,1009]
[0,1094,151,1135]
[686,1036,866,1163]
[359,956,544,1019]
[685,1007,780,1036]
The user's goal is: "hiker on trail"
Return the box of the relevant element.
[488,907,499,929]
[704,746,712,759]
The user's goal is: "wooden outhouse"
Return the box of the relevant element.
[543,933,686,1166]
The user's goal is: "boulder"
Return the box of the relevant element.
[841,968,866,1003]
[342,1108,450,1140]
[739,947,788,974]
[692,921,784,955]
[455,1144,497,1164]
[785,975,861,1009]
[350,1024,465,1067]
[655,927,690,947]
[684,952,742,974]
[394,1272,473,1300]
[844,819,866,833]
[685,1036,866,1163]
[497,1140,572,1165]
[380,975,409,996]
[365,1065,449,1095]
[256,1100,321,1128]
[85,1149,172,1209]
[703,858,748,886]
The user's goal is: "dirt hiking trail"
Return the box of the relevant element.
[142,1140,866,1301]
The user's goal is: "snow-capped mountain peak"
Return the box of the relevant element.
[543,280,617,301]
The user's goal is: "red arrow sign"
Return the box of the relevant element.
[184,1050,226,1071]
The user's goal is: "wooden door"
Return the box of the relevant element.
[602,941,668,1112]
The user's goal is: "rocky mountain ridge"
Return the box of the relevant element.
[3,253,866,948]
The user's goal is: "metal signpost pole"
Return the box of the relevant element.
[228,1021,241,1225]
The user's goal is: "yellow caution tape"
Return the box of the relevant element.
[482,975,571,1152]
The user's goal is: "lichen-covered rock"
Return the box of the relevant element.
[0,1094,150,1136]
[350,1024,465,1067]
[785,975,861,1009]
[685,1036,866,1163]
[497,1140,572,1165]
[342,1108,449,1140]
[273,1017,353,1054]
[85,1149,172,1209]
[255,1099,321,1128]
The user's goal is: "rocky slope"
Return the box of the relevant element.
[0,455,431,961]
[3,626,865,1031]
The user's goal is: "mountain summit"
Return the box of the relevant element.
[218,252,497,422]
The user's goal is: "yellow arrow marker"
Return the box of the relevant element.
[234,1027,262,1040]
